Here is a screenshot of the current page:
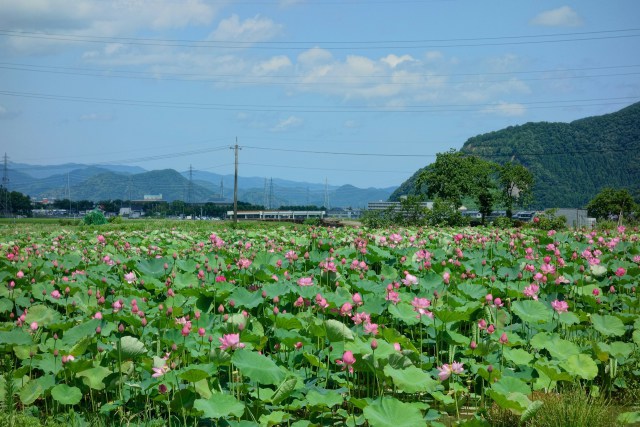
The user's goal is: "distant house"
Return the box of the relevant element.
[549,208,595,228]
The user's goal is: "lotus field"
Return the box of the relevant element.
[1,222,640,426]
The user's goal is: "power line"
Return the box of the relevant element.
[2,62,639,86]
[1,27,639,49]
[1,89,637,113]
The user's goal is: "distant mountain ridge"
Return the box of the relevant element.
[391,102,640,208]
[8,162,396,208]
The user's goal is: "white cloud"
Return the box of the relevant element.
[530,6,583,27]
[253,55,292,75]
[209,14,282,43]
[271,115,303,132]
[381,54,415,68]
[0,0,221,54]
[482,102,527,117]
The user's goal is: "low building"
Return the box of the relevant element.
[226,210,325,221]
[550,208,595,228]
[367,200,433,211]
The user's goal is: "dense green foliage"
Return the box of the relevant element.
[462,102,640,208]
[392,102,640,209]
[82,209,107,225]
[1,221,640,426]
[0,188,32,217]
[587,188,638,222]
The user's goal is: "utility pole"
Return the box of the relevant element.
[324,178,330,210]
[263,178,268,209]
[269,178,274,209]
[67,172,71,217]
[1,153,10,217]
[231,139,241,223]
[188,164,193,204]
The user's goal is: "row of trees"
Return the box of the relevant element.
[0,188,33,217]
[416,149,534,224]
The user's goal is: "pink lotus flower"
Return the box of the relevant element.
[337,350,356,373]
[615,267,626,277]
[51,290,61,299]
[124,272,136,283]
[363,322,378,335]
[152,364,170,378]
[551,300,569,313]
[401,273,418,286]
[219,333,245,351]
[30,322,38,331]
[523,283,539,300]
[451,361,464,375]
[499,333,508,344]
[297,277,313,287]
[437,364,453,381]
[442,272,451,285]
[385,290,400,305]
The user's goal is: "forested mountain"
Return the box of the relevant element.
[391,102,640,208]
[10,163,396,207]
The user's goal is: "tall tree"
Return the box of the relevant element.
[586,188,637,223]
[417,149,497,224]
[498,163,534,218]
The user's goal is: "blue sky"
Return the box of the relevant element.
[1,0,639,188]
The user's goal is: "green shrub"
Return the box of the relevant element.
[533,209,567,230]
[83,210,107,226]
[493,216,513,228]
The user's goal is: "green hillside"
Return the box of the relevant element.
[391,102,640,208]
[69,169,215,202]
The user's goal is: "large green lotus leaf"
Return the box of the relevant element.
[51,384,82,405]
[259,410,291,427]
[325,319,355,342]
[457,283,488,300]
[486,389,531,415]
[0,330,33,346]
[561,354,598,380]
[511,300,552,324]
[534,359,573,382]
[228,288,264,309]
[231,349,285,385]
[19,380,43,405]
[194,394,245,419]
[503,348,534,366]
[591,314,625,337]
[383,365,439,394]
[360,295,387,316]
[305,389,343,408]
[24,305,61,327]
[119,336,146,359]
[61,319,100,346]
[607,342,634,360]
[270,376,298,405]
[633,330,640,346]
[363,397,425,427]
[77,366,111,390]
[136,258,168,279]
[0,297,13,314]
[388,303,420,326]
[558,311,580,326]
[175,259,197,272]
[179,368,210,383]
[530,333,579,360]
[491,375,530,395]
[617,411,640,425]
